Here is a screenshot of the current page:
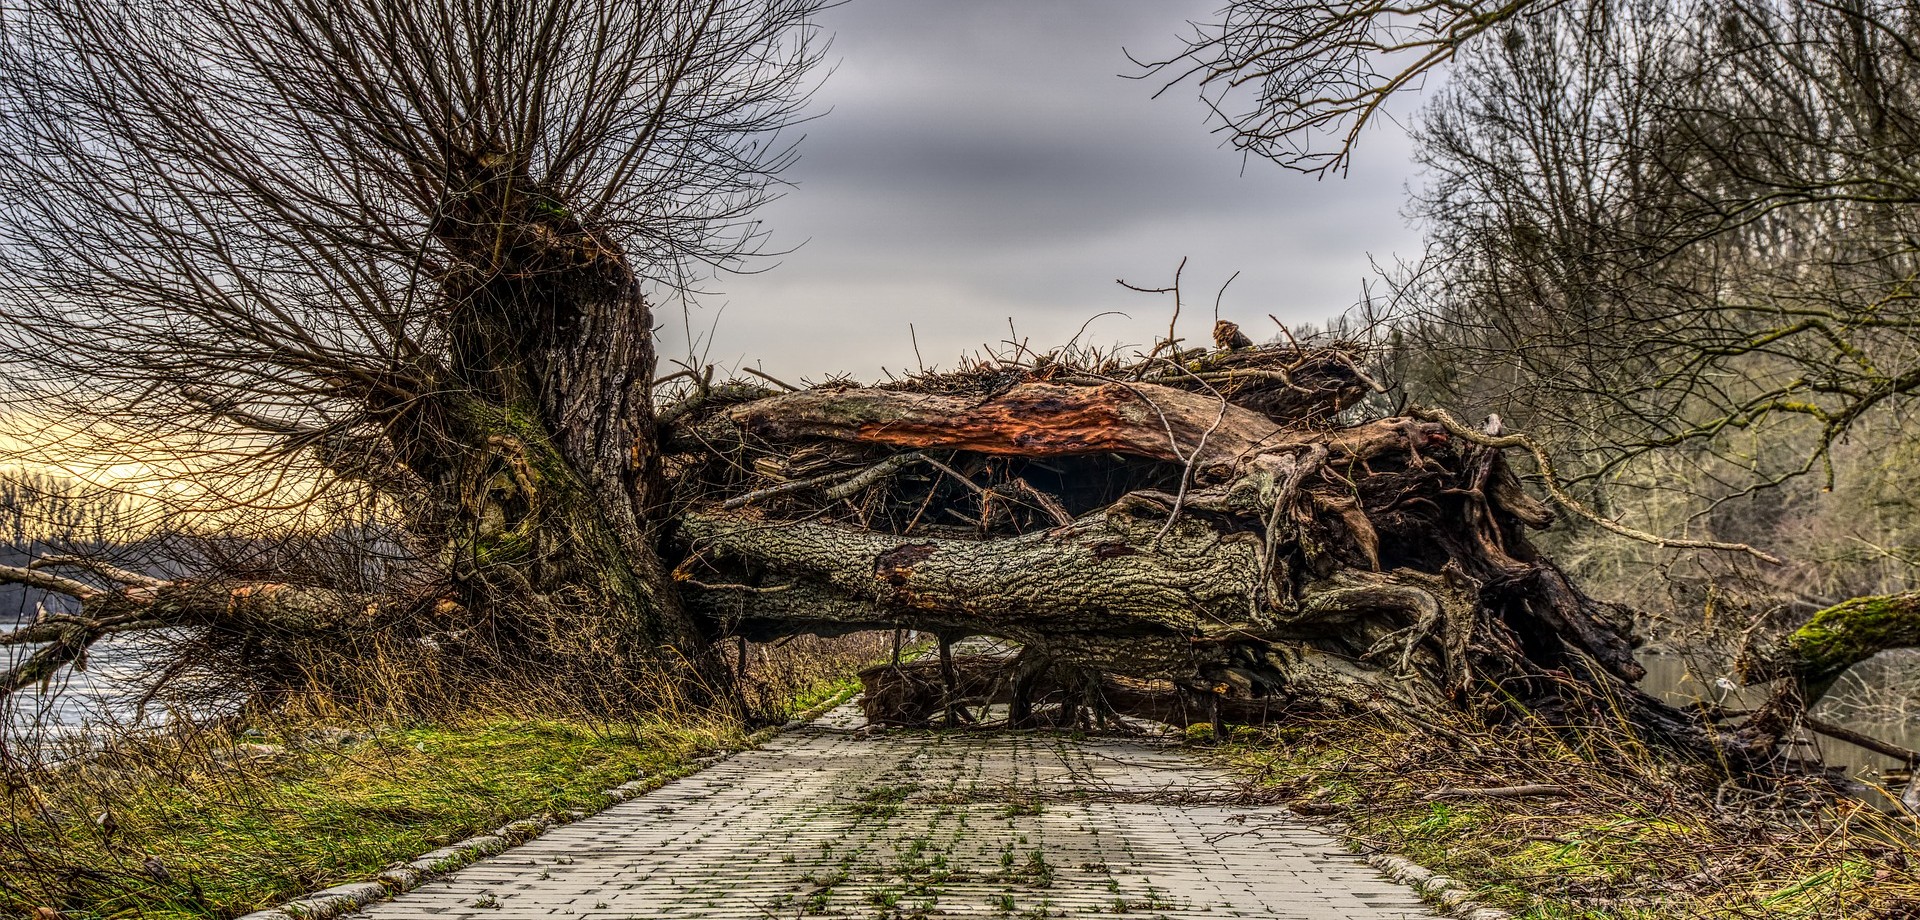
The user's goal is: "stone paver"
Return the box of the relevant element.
[356,703,1445,919]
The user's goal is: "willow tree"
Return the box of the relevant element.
[0,0,825,704]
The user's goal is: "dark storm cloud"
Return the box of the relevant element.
[662,0,1424,380]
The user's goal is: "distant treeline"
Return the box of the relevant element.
[0,471,161,620]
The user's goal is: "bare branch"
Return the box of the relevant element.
[1411,407,1784,564]
[0,563,103,600]
[29,555,167,589]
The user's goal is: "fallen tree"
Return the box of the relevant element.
[664,340,1756,756]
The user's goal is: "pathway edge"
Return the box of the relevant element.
[1315,819,1514,920]
[233,686,863,920]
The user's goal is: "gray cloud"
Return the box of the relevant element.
[661,0,1425,381]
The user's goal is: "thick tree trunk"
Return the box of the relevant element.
[381,161,715,703]
[666,345,1717,750]
[0,165,719,713]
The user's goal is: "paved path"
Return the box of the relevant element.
[357,703,1445,919]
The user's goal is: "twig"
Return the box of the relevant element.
[674,577,793,594]
[1421,784,1572,801]
[1410,406,1784,564]
[29,555,166,588]
[1144,357,1232,544]
[720,453,927,510]
[1804,715,1920,765]
[1164,256,1187,352]
[1268,315,1302,349]
[651,369,698,388]
[1188,368,1316,393]
[920,457,985,494]
[1212,270,1240,322]
[742,367,799,392]
[0,564,102,599]
[995,478,1074,527]
[823,453,929,501]
[1121,256,1189,363]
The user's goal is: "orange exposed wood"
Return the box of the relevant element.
[726,380,1445,471]
[730,382,1281,465]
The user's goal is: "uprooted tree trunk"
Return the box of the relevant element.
[664,343,1737,756]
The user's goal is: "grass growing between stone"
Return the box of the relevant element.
[1219,714,1920,919]
[2,714,738,919]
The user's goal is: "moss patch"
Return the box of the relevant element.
[1788,592,1920,690]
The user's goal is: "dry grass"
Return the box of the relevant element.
[2,712,736,919]
[1222,714,1920,919]
[736,630,914,723]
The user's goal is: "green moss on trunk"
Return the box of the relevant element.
[1785,591,1920,699]
[424,391,710,707]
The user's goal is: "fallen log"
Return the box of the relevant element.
[0,556,444,700]
[666,339,1724,756]
[853,653,1282,730]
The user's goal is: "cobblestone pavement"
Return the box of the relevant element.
[356,703,1445,919]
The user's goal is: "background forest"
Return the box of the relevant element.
[1353,0,1920,659]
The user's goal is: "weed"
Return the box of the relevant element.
[851,783,917,818]
[1020,850,1054,888]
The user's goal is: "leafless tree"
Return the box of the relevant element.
[1159,0,1920,510]
[0,0,826,707]
[1139,0,1564,175]
[1148,0,1920,722]
[1386,0,1920,703]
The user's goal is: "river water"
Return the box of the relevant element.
[1,630,234,763]
[1639,649,1920,785]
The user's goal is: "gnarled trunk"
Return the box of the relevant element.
[379,162,713,702]
[0,166,718,712]
[664,343,1717,754]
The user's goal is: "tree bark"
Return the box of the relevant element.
[379,162,714,702]
[668,357,1712,749]
[1742,591,1920,703]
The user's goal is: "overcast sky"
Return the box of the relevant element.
[658,0,1426,383]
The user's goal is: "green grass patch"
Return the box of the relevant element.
[3,715,740,920]
[4,629,906,920]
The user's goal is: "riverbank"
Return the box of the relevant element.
[3,711,748,919]
[1218,713,1920,919]
[2,634,895,919]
